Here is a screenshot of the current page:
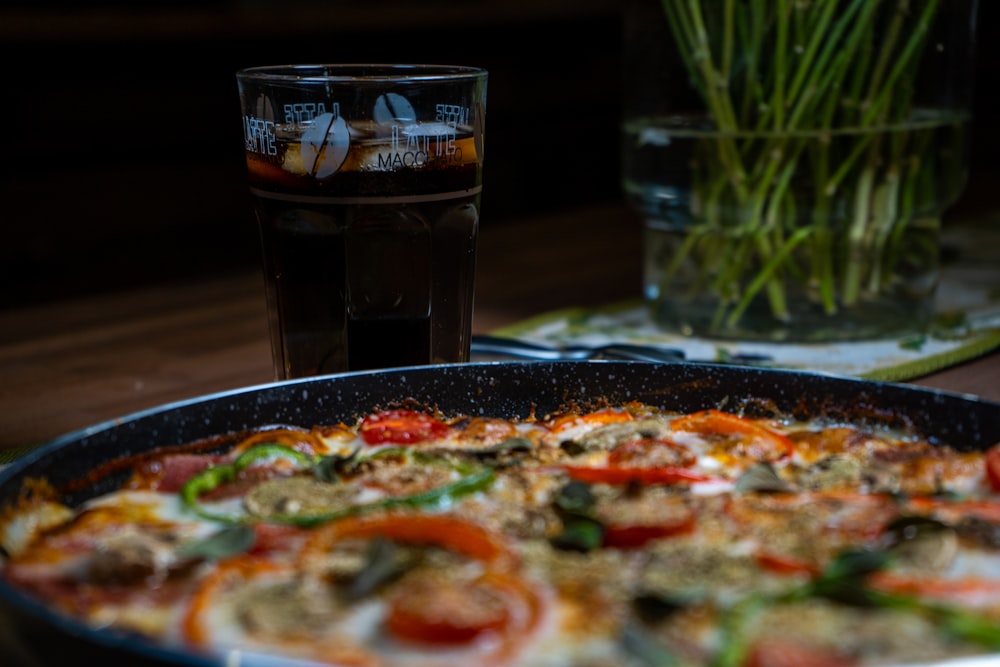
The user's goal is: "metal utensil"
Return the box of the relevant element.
[470,335,775,365]
[470,334,686,363]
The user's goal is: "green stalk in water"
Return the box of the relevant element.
[645,0,965,339]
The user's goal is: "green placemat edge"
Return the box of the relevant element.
[0,445,41,466]
[858,328,1000,383]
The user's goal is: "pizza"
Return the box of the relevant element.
[2,399,1000,666]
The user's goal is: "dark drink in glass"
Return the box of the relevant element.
[237,65,487,378]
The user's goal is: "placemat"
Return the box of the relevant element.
[492,220,1000,382]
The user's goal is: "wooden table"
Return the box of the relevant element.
[1,201,997,454]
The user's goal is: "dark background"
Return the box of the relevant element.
[1,0,996,310]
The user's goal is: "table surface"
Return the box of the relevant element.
[1,200,997,453]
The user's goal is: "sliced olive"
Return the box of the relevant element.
[881,515,958,571]
[734,462,795,493]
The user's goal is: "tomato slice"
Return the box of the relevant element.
[182,556,382,666]
[753,550,821,577]
[870,572,1000,609]
[903,495,1000,524]
[358,409,451,445]
[187,516,539,661]
[729,491,899,537]
[602,513,695,549]
[671,409,794,462]
[561,437,719,486]
[744,639,860,667]
[387,569,543,659]
[301,513,516,568]
[609,437,697,468]
[387,572,513,644]
[724,492,900,568]
[182,556,287,647]
[547,408,634,433]
[301,513,543,658]
[986,443,1000,492]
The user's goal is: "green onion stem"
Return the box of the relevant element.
[652,0,957,333]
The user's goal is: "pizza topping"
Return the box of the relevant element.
[954,515,1000,549]
[880,516,959,573]
[455,466,565,540]
[295,515,545,658]
[609,437,697,468]
[301,513,517,570]
[177,524,256,561]
[734,463,796,494]
[243,475,365,518]
[227,426,333,458]
[88,526,191,586]
[810,552,1000,650]
[725,492,901,562]
[796,453,899,493]
[987,443,1000,492]
[339,537,423,601]
[386,570,513,643]
[180,444,317,522]
[742,637,861,667]
[234,575,342,638]
[548,482,698,552]
[180,442,494,527]
[640,540,785,604]
[359,452,457,496]
[452,436,535,461]
[561,463,718,486]
[670,409,795,466]
[571,417,674,452]
[452,416,522,448]
[595,491,696,549]
[634,549,1000,666]
[358,409,451,445]
[549,481,603,552]
[789,426,896,463]
[547,407,636,436]
[0,500,73,559]
[126,453,224,493]
[891,450,988,497]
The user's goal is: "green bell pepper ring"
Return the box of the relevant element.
[180,443,495,527]
[180,443,317,523]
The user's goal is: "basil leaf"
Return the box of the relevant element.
[551,514,604,552]
[313,449,360,483]
[554,480,596,514]
[468,436,534,459]
[345,537,411,601]
[734,462,794,493]
[809,549,892,607]
[178,525,255,560]
[633,592,692,624]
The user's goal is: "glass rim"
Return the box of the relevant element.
[236,64,487,84]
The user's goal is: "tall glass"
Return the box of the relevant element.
[237,64,487,378]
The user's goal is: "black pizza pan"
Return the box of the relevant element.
[1,360,999,667]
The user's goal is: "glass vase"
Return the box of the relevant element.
[622,0,981,343]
